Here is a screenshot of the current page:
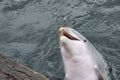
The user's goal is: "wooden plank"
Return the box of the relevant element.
[0,53,49,80]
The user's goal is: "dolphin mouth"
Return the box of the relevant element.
[59,27,79,40]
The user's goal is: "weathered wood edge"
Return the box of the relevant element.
[0,53,49,80]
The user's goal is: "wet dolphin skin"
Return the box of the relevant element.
[58,27,109,80]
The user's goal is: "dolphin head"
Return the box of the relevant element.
[58,27,109,80]
[58,27,88,57]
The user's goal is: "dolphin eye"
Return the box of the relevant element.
[84,40,87,42]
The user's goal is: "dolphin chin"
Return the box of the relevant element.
[58,27,109,80]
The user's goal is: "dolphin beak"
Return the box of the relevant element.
[58,27,79,40]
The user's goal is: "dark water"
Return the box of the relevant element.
[0,0,120,80]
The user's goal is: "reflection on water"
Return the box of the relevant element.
[0,0,120,80]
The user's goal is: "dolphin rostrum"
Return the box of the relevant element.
[58,27,109,80]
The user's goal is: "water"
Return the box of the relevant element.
[0,0,120,80]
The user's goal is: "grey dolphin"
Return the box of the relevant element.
[58,27,109,80]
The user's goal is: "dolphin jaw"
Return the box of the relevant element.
[59,27,79,40]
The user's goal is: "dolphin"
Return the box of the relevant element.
[58,27,109,80]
